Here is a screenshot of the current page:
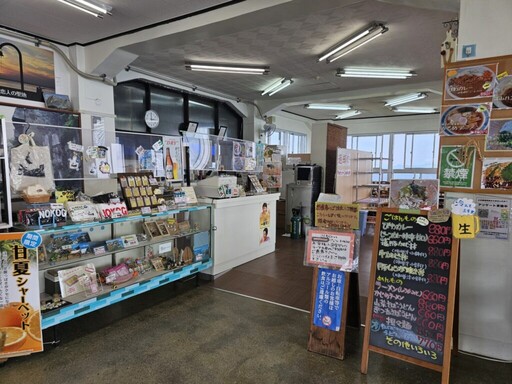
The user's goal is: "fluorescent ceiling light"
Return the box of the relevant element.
[336,67,416,79]
[305,103,351,111]
[385,92,427,107]
[262,78,287,96]
[391,107,437,114]
[318,23,388,63]
[335,110,362,119]
[267,79,293,96]
[57,0,111,17]
[186,64,268,75]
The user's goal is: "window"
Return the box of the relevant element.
[114,80,243,139]
[347,132,439,180]
[189,96,215,135]
[266,129,306,154]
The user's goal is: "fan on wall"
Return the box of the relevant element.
[262,116,277,137]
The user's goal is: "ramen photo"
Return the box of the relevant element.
[441,104,490,135]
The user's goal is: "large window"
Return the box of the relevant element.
[114,80,243,138]
[347,132,439,180]
[266,129,307,154]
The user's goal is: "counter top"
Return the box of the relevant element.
[198,193,280,208]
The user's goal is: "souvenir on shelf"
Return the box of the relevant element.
[118,172,163,211]
[18,203,67,227]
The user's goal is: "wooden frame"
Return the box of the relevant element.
[144,221,161,239]
[360,208,460,384]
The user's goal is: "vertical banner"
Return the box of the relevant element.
[0,233,43,358]
[163,136,183,181]
[313,269,345,331]
[259,202,271,245]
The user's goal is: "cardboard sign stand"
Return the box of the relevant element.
[360,208,460,384]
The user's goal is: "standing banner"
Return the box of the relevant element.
[0,232,43,358]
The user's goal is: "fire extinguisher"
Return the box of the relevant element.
[291,208,302,239]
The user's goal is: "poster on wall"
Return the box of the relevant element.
[476,197,510,240]
[389,179,439,210]
[439,145,475,188]
[481,158,512,189]
[443,63,497,102]
[336,148,352,177]
[312,268,345,332]
[440,103,491,136]
[0,37,55,102]
[492,75,512,109]
[0,232,43,358]
[486,119,512,151]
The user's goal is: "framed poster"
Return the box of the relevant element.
[481,158,512,189]
[305,229,355,271]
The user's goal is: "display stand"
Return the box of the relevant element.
[361,208,460,384]
[307,268,351,359]
[307,202,360,360]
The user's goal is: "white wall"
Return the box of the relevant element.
[459,0,512,59]
[340,114,440,135]
[274,114,312,152]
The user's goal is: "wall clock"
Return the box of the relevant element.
[145,109,160,129]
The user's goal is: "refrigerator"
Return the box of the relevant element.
[285,165,322,235]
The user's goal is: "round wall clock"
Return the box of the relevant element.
[145,109,160,129]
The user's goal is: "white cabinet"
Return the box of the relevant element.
[199,193,280,276]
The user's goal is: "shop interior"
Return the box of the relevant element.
[0,0,511,383]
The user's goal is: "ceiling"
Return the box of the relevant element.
[0,0,460,121]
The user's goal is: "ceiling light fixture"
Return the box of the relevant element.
[336,67,416,79]
[385,92,427,107]
[305,103,352,111]
[57,0,111,18]
[391,107,438,114]
[186,64,269,75]
[262,78,287,95]
[318,22,388,63]
[335,110,362,119]
[266,78,293,96]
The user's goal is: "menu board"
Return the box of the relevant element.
[362,209,459,375]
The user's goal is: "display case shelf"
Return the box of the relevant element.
[41,259,212,329]
[39,229,208,271]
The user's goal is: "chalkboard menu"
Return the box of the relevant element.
[362,209,459,380]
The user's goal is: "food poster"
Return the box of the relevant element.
[0,232,43,358]
[481,158,512,189]
[313,268,345,332]
[443,64,497,102]
[476,197,510,240]
[440,102,491,136]
[493,74,512,109]
[163,136,182,180]
[439,145,475,189]
[389,179,439,210]
[486,118,512,151]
